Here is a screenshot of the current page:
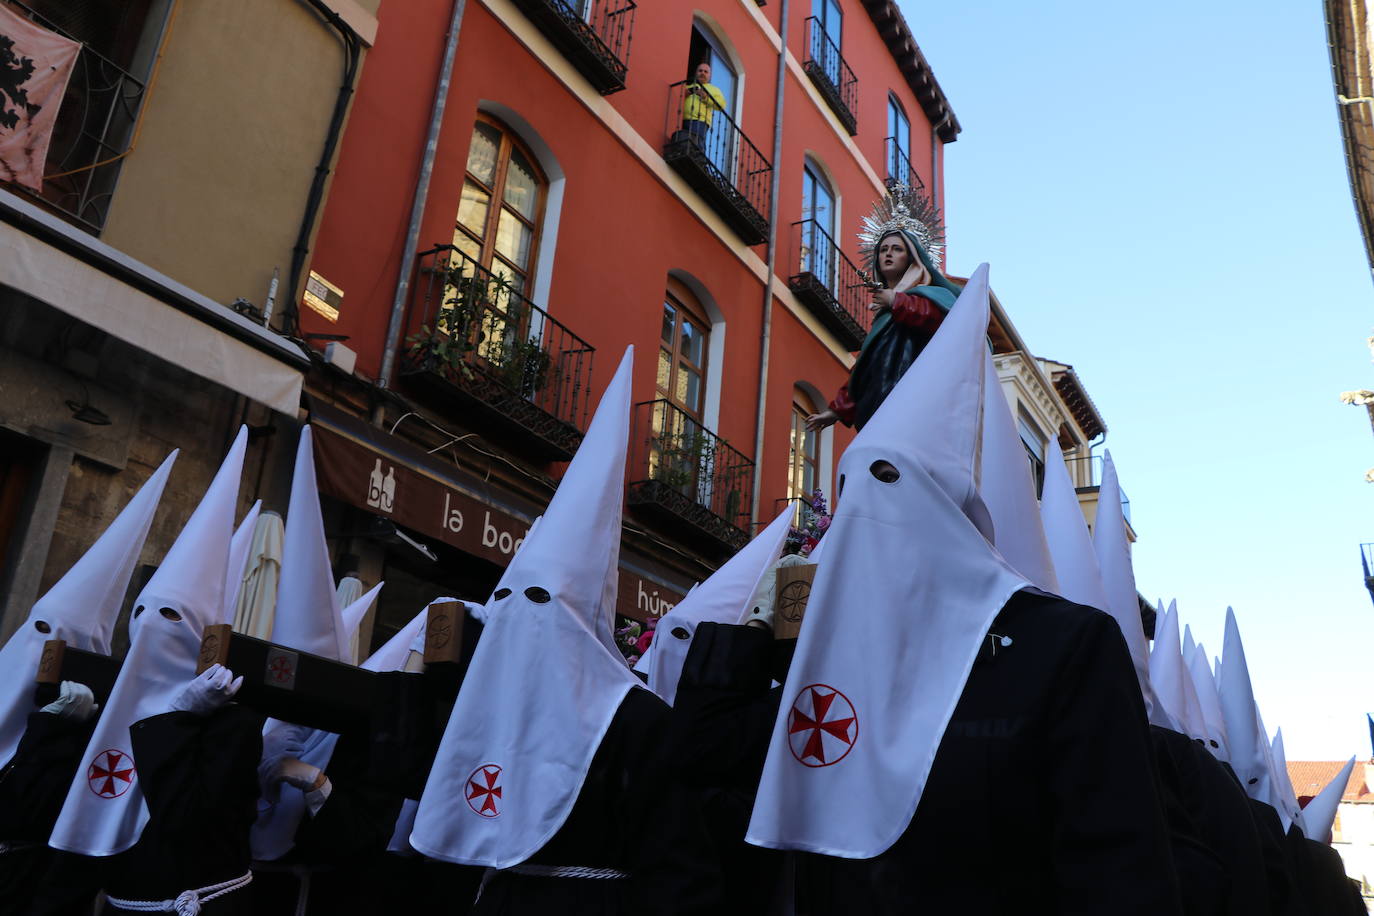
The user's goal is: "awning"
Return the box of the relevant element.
[0,189,308,415]
[307,399,690,621]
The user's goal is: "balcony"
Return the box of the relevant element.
[628,400,755,555]
[883,138,926,192]
[509,0,636,95]
[1064,454,1132,526]
[788,219,871,351]
[400,246,595,461]
[662,82,772,245]
[803,18,858,135]
[4,3,150,233]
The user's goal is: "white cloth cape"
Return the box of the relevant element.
[640,508,792,706]
[0,452,175,766]
[233,510,283,638]
[747,265,1032,857]
[50,428,246,856]
[412,347,644,868]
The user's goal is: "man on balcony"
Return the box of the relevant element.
[682,62,727,148]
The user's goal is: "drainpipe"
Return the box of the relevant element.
[378,0,467,393]
[287,0,363,335]
[749,0,790,528]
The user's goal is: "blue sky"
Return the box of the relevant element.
[902,0,1374,759]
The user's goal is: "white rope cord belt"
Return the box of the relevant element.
[505,863,630,879]
[105,871,253,915]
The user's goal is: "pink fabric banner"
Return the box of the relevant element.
[0,5,80,191]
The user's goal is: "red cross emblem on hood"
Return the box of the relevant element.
[788,684,858,767]
[88,748,136,798]
[466,764,503,817]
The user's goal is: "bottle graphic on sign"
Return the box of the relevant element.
[367,459,384,510]
[380,466,396,513]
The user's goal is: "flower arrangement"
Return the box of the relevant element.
[785,488,831,557]
[615,616,656,667]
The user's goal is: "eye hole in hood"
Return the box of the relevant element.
[671,626,690,640]
[493,588,512,600]
[132,605,146,619]
[159,607,183,622]
[524,586,551,604]
[33,620,50,634]
[869,460,901,483]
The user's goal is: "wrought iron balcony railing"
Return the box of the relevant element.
[3,2,150,233]
[628,399,755,553]
[1064,454,1132,525]
[662,81,772,245]
[509,0,636,94]
[1361,543,1374,606]
[402,246,595,460]
[883,138,925,192]
[803,18,858,135]
[788,219,871,351]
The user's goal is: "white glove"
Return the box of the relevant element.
[745,554,814,630]
[41,681,98,722]
[169,664,243,716]
[267,757,325,792]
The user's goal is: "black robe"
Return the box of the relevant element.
[1247,798,1306,916]
[0,711,98,916]
[667,623,791,914]
[473,688,722,915]
[1302,838,1365,915]
[794,590,1184,914]
[1156,732,1272,916]
[103,705,263,914]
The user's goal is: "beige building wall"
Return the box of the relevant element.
[100,0,380,308]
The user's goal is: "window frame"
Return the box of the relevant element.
[657,287,711,423]
[455,113,549,299]
[886,95,912,185]
[788,390,820,510]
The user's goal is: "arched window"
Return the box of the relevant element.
[886,95,912,186]
[801,159,837,290]
[788,389,820,513]
[455,115,547,297]
[657,279,710,421]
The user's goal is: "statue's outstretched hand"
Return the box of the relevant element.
[806,410,839,432]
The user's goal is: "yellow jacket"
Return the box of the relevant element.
[682,82,727,125]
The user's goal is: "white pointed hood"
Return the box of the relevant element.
[1092,451,1162,726]
[222,500,262,625]
[977,352,1058,591]
[271,427,349,662]
[341,581,384,655]
[1147,600,1187,734]
[1188,642,1230,761]
[1303,757,1355,844]
[1181,623,1197,669]
[747,265,1032,857]
[1218,608,1270,802]
[51,429,246,856]
[1039,439,1110,610]
[0,452,176,766]
[641,509,792,705]
[412,347,641,867]
[1269,728,1305,834]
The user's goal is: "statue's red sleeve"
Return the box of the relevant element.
[828,384,856,427]
[890,292,946,333]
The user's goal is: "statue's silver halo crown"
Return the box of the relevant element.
[857,183,946,272]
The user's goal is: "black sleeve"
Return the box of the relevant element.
[128,705,263,831]
[668,623,779,788]
[1150,728,1230,915]
[620,689,724,916]
[1045,613,1184,916]
[0,712,94,841]
[292,734,405,862]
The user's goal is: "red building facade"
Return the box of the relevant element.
[300,0,960,649]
